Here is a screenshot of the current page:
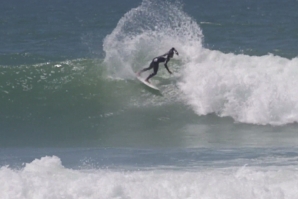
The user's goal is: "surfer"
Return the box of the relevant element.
[137,47,179,83]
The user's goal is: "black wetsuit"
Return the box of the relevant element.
[138,48,178,82]
[139,56,167,80]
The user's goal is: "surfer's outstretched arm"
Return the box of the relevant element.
[163,47,178,74]
[164,58,172,74]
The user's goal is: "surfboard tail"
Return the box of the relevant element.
[136,75,159,91]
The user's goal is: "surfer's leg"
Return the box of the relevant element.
[145,63,159,83]
[137,62,154,76]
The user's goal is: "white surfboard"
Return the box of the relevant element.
[136,75,159,91]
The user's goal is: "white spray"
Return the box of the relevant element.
[103,0,203,79]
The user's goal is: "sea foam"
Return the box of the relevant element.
[1,156,298,199]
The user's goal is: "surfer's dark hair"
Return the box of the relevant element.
[170,47,178,55]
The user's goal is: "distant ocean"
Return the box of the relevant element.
[1,0,298,198]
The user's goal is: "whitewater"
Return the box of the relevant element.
[1,150,298,199]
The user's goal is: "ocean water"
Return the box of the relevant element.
[1,0,298,198]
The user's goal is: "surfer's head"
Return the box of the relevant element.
[169,47,179,58]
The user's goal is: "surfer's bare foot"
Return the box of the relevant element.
[145,79,150,83]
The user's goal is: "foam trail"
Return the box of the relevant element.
[1,156,298,199]
[179,49,298,125]
[103,0,203,79]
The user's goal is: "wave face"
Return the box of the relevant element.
[103,0,298,126]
